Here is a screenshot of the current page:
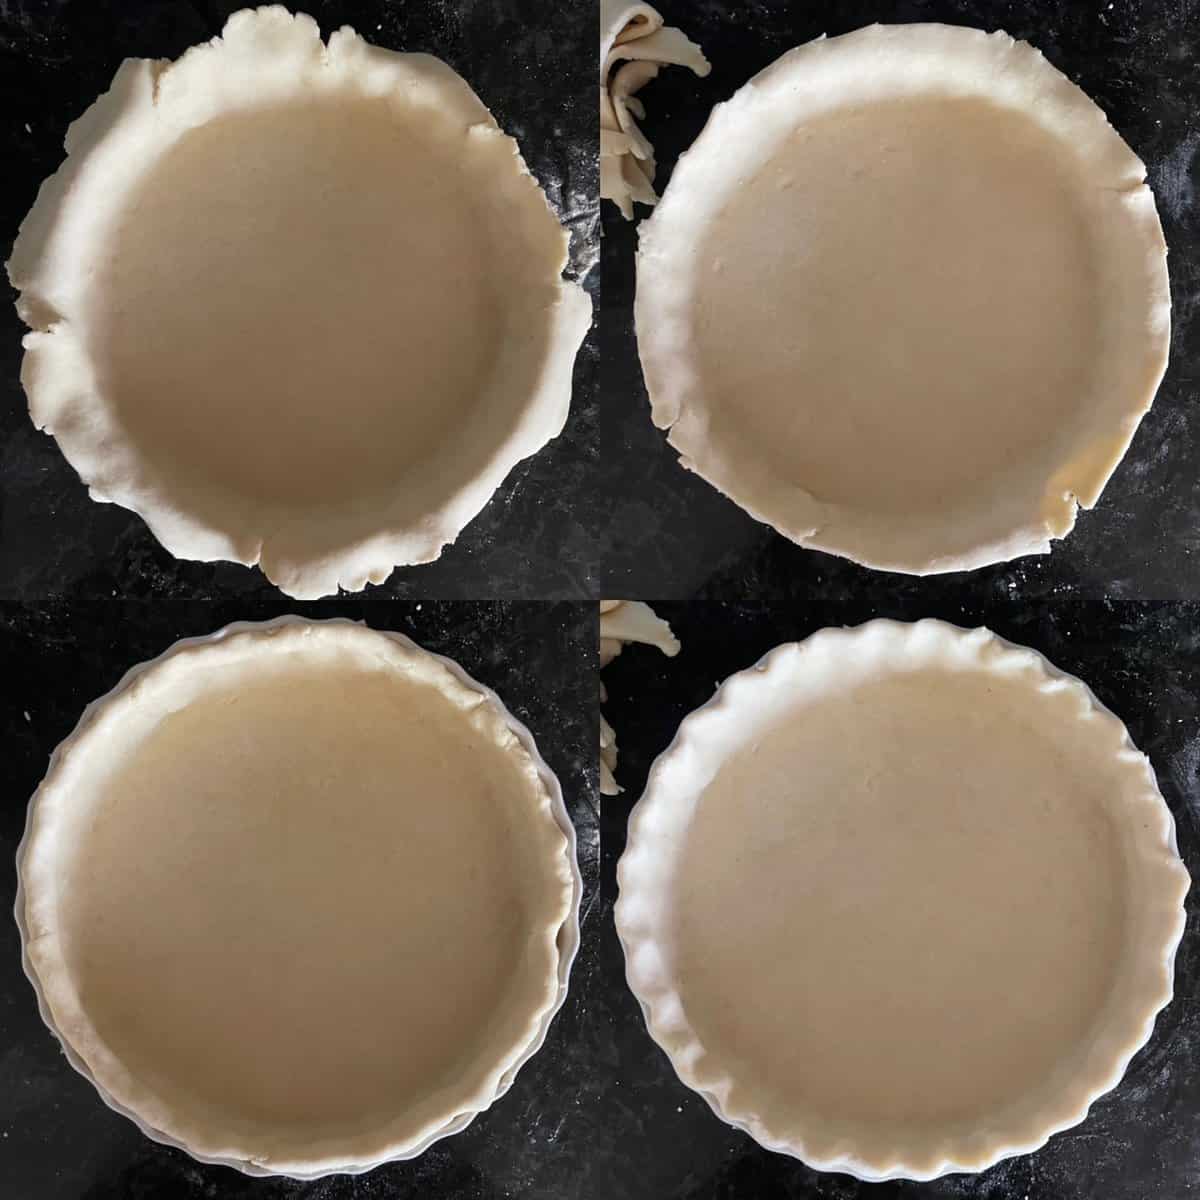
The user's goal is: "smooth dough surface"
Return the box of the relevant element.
[9,7,591,598]
[19,622,576,1173]
[96,100,503,512]
[636,24,1170,574]
[617,621,1188,1180]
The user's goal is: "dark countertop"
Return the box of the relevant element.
[0,0,600,603]
[598,0,1200,602]
[1,598,600,1200]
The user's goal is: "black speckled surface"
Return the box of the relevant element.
[1,598,599,1200]
[0,0,599,602]
[599,0,1200,600]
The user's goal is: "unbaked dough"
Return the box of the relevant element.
[636,24,1170,573]
[599,600,680,795]
[617,619,1188,1180]
[8,7,590,598]
[17,620,578,1175]
[600,0,710,219]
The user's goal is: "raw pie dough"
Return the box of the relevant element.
[599,599,680,795]
[17,620,578,1175]
[617,619,1188,1180]
[600,0,710,219]
[8,7,590,599]
[636,24,1171,573]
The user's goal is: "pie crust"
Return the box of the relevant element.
[16,618,580,1177]
[8,7,591,598]
[600,0,710,219]
[616,619,1188,1180]
[636,24,1171,573]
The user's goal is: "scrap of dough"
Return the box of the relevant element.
[636,24,1170,573]
[7,6,591,599]
[600,0,710,219]
[617,619,1189,1180]
[600,711,620,796]
[18,621,577,1174]
[599,600,681,795]
[600,599,682,660]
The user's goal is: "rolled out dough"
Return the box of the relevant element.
[617,619,1188,1179]
[18,620,578,1174]
[636,24,1170,573]
[9,7,590,598]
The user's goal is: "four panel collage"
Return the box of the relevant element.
[1,2,1197,1199]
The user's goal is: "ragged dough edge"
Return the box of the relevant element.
[600,0,710,219]
[635,23,1171,574]
[615,618,1190,1182]
[15,618,581,1178]
[7,6,591,599]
